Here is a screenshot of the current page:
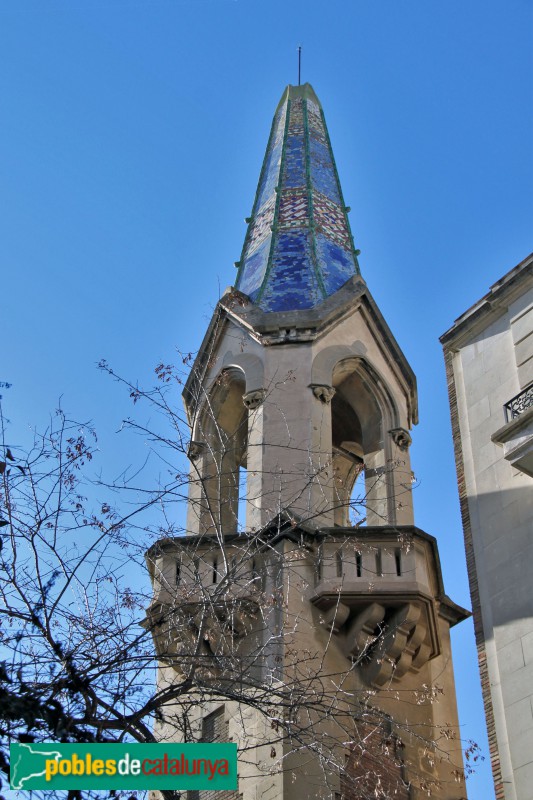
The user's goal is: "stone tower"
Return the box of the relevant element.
[147,84,469,800]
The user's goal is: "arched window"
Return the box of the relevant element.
[193,367,249,535]
[330,359,397,526]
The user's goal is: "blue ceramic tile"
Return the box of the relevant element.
[239,235,272,299]
[282,135,305,189]
[236,85,359,312]
[262,231,321,311]
[316,234,355,295]
[309,138,340,203]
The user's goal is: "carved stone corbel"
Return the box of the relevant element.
[364,603,424,687]
[321,602,351,634]
[389,427,412,451]
[344,602,386,658]
[202,614,234,658]
[243,389,266,410]
[311,384,336,404]
[230,608,255,638]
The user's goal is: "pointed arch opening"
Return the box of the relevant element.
[194,367,249,534]
[331,358,397,526]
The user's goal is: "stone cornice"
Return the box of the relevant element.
[440,252,533,349]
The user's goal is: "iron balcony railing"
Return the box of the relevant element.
[504,381,533,422]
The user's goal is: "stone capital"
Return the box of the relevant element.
[187,441,205,461]
[389,427,412,451]
[243,389,266,410]
[310,384,336,404]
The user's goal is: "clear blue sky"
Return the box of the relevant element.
[1,1,532,797]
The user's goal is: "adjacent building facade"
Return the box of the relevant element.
[146,84,469,800]
[441,253,533,800]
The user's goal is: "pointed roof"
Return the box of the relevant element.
[235,83,360,312]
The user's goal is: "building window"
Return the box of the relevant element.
[375,549,382,577]
[202,706,226,743]
[189,707,242,800]
[395,549,402,577]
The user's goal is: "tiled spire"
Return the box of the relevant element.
[235,83,360,312]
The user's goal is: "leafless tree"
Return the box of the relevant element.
[0,359,476,800]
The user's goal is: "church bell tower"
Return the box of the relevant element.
[147,84,469,800]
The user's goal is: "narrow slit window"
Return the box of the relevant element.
[375,549,382,577]
[193,557,200,581]
[356,551,362,577]
[336,550,343,578]
[251,557,263,590]
[212,557,218,584]
[176,560,181,586]
[395,549,402,576]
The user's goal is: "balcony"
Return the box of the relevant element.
[310,527,467,688]
[142,537,263,675]
[504,382,533,422]
[493,383,533,477]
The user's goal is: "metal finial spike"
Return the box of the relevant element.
[298,45,302,86]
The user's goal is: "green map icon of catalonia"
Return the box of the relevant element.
[10,741,238,791]
[10,744,63,789]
